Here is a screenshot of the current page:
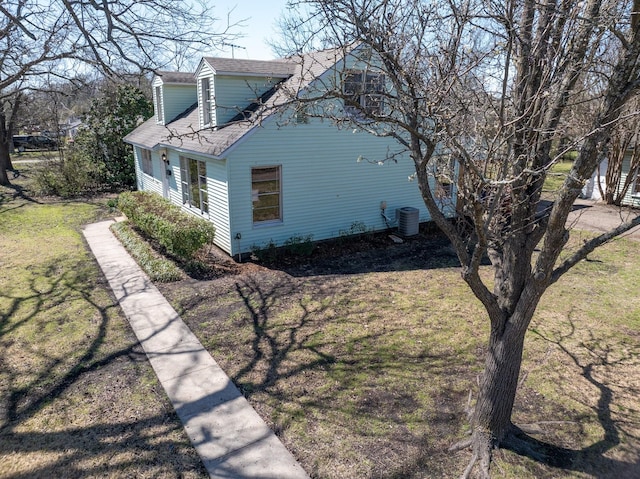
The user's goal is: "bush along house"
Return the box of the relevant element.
[124,47,457,259]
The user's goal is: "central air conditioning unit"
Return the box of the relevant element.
[397,207,419,237]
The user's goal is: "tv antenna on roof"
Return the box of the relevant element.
[222,42,246,58]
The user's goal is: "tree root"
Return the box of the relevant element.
[458,441,492,479]
[451,430,494,479]
[459,450,478,479]
[449,436,473,452]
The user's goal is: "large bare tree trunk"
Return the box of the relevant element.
[0,154,10,186]
[0,125,12,187]
[461,308,533,478]
[474,324,526,441]
[0,95,20,187]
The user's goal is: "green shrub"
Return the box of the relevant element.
[283,234,314,256]
[339,221,369,237]
[111,221,183,282]
[251,234,314,262]
[33,154,104,198]
[118,191,215,261]
[251,239,279,263]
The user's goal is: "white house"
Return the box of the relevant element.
[618,149,640,207]
[581,157,608,201]
[124,48,456,258]
[582,152,640,207]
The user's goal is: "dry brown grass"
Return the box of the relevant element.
[160,230,640,479]
[0,166,207,478]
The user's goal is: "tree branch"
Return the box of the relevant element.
[551,213,640,284]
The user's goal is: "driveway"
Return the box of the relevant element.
[567,198,640,241]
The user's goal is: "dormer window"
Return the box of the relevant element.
[155,86,164,123]
[343,71,385,117]
[201,78,212,126]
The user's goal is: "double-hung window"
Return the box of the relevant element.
[343,71,385,117]
[155,86,163,123]
[201,78,212,126]
[140,149,153,176]
[433,156,455,199]
[180,156,208,214]
[252,166,282,224]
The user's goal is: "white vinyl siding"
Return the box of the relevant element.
[225,107,447,255]
[134,147,163,196]
[162,84,197,123]
[618,152,640,207]
[205,159,232,253]
[214,75,282,125]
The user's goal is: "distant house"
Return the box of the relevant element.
[582,150,640,207]
[124,48,456,258]
[618,149,640,207]
[581,158,608,201]
[60,117,83,142]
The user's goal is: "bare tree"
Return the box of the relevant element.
[599,97,640,204]
[279,0,640,476]
[0,0,232,186]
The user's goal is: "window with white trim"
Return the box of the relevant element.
[433,156,455,199]
[155,86,163,123]
[140,148,153,176]
[343,71,385,116]
[180,156,208,214]
[201,78,212,126]
[633,170,640,196]
[252,166,282,224]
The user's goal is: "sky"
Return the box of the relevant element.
[213,0,291,60]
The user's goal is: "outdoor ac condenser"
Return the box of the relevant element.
[397,207,419,237]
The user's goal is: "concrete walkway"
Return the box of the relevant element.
[83,220,309,479]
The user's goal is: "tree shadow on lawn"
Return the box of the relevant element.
[503,318,640,478]
[190,271,475,477]
[0,181,42,210]
[179,245,640,477]
[0,258,207,477]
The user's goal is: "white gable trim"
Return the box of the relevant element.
[156,142,225,161]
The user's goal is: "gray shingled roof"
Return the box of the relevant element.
[125,48,345,158]
[202,57,295,77]
[154,71,196,84]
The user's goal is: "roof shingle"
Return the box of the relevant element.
[125,48,347,158]
[202,57,295,77]
[154,71,196,84]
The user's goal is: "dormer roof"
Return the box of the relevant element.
[154,71,196,84]
[126,47,348,158]
[197,57,295,78]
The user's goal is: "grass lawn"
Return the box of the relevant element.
[10,150,61,161]
[543,159,574,194]
[0,165,207,478]
[158,226,640,477]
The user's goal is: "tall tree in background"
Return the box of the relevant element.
[0,92,22,174]
[77,83,153,189]
[601,97,640,204]
[280,0,640,476]
[0,0,231,186]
